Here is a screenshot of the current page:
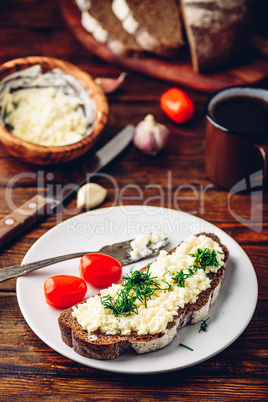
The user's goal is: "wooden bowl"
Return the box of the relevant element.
[0,56,109,164]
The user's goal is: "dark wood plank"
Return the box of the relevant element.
[0,293,267,400]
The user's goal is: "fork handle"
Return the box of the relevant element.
[0,251,88,282]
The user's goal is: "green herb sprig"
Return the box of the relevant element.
[190,248,221,269]
[198,317,210,333]
[171,248,222,288]
[101,289,138,317]
[101,265,173,316]
[172,265,199,287]
[179,343,193,351]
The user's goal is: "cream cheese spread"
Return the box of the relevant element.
[129,231,167,260]
[0,65,95,146]
[72,234,225,336]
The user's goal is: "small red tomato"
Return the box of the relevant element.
[44,275,87,309]
[79,253,122,288]
[160,88,194,123]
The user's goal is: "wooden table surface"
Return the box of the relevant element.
[0,1,267,401]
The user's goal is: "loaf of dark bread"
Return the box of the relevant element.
[76,0,144,57]
[179,0,252,71]
[58,233,229,360]
[74,0,252,71]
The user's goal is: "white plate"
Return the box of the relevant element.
[17,206,258,374]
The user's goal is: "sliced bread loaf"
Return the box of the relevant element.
[111,0,185,57]
[180,0,251,71]
[76,0,144,57]
[58,233,229,360]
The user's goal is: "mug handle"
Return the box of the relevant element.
[254,144,268,180]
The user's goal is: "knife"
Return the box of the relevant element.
[0,124,134,248]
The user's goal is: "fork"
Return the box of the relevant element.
[0,236,169,282]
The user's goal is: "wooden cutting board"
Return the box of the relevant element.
[60,0,268,93]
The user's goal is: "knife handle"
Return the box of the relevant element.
[0,195,53,248]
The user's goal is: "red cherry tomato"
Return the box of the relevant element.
[160,88,194,123]
[44,275,87,309]
[79,253,122,288]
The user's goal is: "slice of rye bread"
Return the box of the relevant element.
[76,0,144,57]
[111,0,185,57]
[58,233,229,360]
[179,0,251,71]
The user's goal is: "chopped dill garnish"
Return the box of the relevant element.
[172,265,199,287]
[101,290,138,317]
[190,248,220,269]
[179,343,193,351]
[198,317,210,333]
[101,265,173,316]
[172,269,188,287]
[163,267,171,276]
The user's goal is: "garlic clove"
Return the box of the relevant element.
[77,183,107,209]
[95,72,126,94]
[133,114,170,156]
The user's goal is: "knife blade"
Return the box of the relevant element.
[0,124,134,248]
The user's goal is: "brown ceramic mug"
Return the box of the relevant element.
[205,86,268,190]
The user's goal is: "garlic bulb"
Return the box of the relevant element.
[77,183,107,209]
[133,114,170,156]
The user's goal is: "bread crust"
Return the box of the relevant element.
[58,232,229,360]
[180,0,251,71]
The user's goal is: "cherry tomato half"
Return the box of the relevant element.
[44,275,87,309]
[79,253,122,288]
[160,88,194,123]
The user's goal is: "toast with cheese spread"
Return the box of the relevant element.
[58,232,229,360]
